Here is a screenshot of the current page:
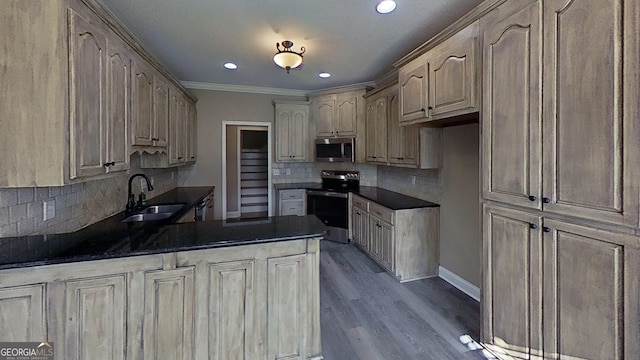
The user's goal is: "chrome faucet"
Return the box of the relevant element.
[127,173,154,212]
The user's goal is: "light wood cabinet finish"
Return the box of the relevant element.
[388,93,419,167]
[0,237,322,359]
[313,93,359,138]
[365,97,388,164]
[185,100,197,163]
[481,0,640,358]
[169,87,187,165]
[274,102,310,162]
[143,267,195,360]
[482,1,542,210]
[0,284,47,341]
[398,64,429,124]
[64,274,127,360]
[541,0,640,227]
[152,73,170,148]
[482,205,543,359]
[69,8,131,180]
[350,194,439,282]
[278,189,306,216]
[428,21,479,117]
[131,58,155,146]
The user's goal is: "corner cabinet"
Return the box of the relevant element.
[480,0,640,359]
[274,101,310,162]
[350,194,439,282]
[398,21,480,126]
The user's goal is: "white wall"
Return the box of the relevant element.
[179,90,305,219]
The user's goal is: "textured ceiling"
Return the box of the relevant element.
[101,0,483,92]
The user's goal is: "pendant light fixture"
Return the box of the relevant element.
[273,40,305,73]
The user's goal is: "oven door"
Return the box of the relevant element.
[306,190,349,243]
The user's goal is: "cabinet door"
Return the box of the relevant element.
[169,88,186,164]
[143,267,195,360]
[482,205,543,359]
[335,94,357,137]
[314,97,335,138]
[185,100,197,163]
[542,218,640,359]
[351,205,368,250]
[105,38,130,173]
[0,284,46,341]
[289,108,308,161]
[428,22,478,117]
[208,260,257,360]
[374,97,388,163]
[368,216,382,263]
[399,64,429,124]
[378,220,394,272]
[275,109,293,162]
[481,1,542,209]
[153,75,170,148]
[267,254,310,360]
[64,274,127,360]
[542,0,640,227]
[131,60,154,146]
[365,101,377,162]
[68,9,107,179]
[388,93,418,167]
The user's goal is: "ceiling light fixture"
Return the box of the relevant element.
[376,0,397,14]
[273,40,305,73]
[223,62,238,70]
[318,72,331,78]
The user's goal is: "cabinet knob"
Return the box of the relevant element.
[529,223,537,229]
[542,197,550,203]
[542,227,551,233]
[178,157,183,160]
[428,106,433,110]
[528,195,537,201]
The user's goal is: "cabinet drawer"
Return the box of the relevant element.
[369,202,394,225]
[280,200,305,216]
[352,195,369,211]
[279,189,305,201]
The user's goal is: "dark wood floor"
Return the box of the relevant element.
[320,240,490,360]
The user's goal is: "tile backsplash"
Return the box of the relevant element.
[377,165,442,204]
[0,157,177,238]
[272,162,378,186]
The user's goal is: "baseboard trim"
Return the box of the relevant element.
[226,211,240,219]
[438,266,480,302]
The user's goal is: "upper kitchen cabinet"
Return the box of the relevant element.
[131,59,170,150]
[168,86,187,165]
[481,0,542,210]
[397,21,480,126]
[185,100,197,163]
[312,92,360,138]
[274,101,310,162]
[0,0,197,187]
[364,93,388,164]
[482,0,640,228]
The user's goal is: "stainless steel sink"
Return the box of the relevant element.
[122,212,174,222]
[138,204,186,214]
[121,203,186,222]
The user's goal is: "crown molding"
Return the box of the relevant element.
[181,81,309,97]
[306,81,376,97]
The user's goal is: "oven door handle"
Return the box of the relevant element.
[306,190,349,199]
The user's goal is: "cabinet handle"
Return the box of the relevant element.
[428,106,433,110]
[528,195,537,201]
[152,137,159,141]
[190,156,195,159]
[103,161,115,167]
[529,223,537,229]
[542,227,551,233]
[178,157,183,160]
[542,197,550,203]
[421,108,425,112]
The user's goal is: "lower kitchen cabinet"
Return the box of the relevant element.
[482,204,640,359]
[143,267,195,360]
[0,237,322,360]
[278,189,306,216]
[350,194,439,282]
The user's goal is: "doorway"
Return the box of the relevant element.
[222,122,272,220]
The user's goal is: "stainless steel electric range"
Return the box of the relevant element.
[306,170,360,243]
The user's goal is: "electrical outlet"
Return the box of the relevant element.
[43,199,56,221]
[150,176,155,187]
[273,169,280,176]
[410,175,416,185]
[286,168,291,176]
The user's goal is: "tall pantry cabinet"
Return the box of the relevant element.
[481,0,640,359]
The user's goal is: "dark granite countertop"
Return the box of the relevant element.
[0,187,327,270]
[273,182,439,210]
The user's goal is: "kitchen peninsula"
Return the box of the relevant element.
[0,187,325,360]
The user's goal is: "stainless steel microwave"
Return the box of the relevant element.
[315,138,355,162]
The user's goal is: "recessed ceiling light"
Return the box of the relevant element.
[376,0,397,14]
[223,62,238,70]
[319,72,331,78]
